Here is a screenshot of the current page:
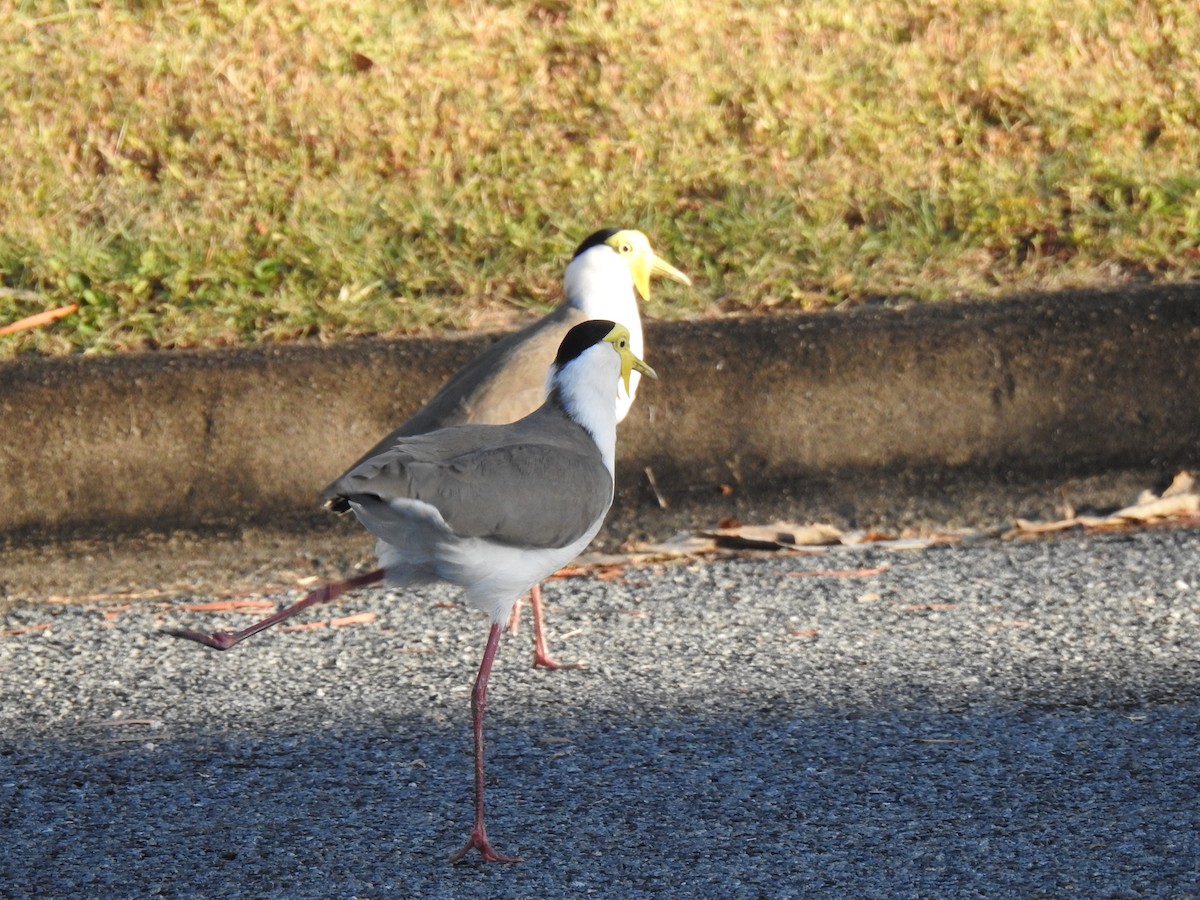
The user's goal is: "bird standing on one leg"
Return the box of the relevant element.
[323,228,689,668]
[167,320,656,863]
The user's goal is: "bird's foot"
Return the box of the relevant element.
[161,628,239,651]
[447,825,523,864]
[531,649,586,671]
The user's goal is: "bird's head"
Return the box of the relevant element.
[566,228,691,306]
[554,319,658,397]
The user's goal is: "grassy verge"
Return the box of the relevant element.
[2,0,1198,356]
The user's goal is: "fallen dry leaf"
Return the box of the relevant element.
[0,623,52,636]
[330,612,377,628]
[1007,471,1199,537]
[703,520,844,550]
[1113,493,1199,522]
[644,466,669,510]
[44,588,170,604]
[176,599,276,612]
[862,528,893,541]
[1011,517,1081,536]
[1162,471,1195,497]
[1058,488,1077,521]
[552,563,616,580]
[623,533,720,560]
[0,303,79,336]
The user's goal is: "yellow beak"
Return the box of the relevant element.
[621,350,658,395]
[631,251,692,301]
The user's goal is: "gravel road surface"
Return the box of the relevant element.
[3,527,1199,898]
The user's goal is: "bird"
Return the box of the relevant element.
[324,228,689,668]
[166,319,657,864]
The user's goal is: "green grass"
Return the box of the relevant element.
[2,0,1199,356]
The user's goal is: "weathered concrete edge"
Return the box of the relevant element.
[1,283,1198,545]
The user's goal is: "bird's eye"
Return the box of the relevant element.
[619,242,632,254]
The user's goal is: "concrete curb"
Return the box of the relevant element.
[2,283,1198,543]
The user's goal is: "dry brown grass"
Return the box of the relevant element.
[2,0,1198,355]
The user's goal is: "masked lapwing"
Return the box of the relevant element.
[166,320,657,864]
[324,228,689,668]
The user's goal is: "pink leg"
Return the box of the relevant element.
[530,583,584,670]
[448,622,523,864]
[505,594,523,636]
[163,569,385,650]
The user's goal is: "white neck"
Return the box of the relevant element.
[562,247,644,422]
[550,343,621,474]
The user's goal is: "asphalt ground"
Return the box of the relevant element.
[2,525,1198,898]
[2,283,1198,896]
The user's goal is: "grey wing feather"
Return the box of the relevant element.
[323,304,588,499]
[429,303,585,429]
[326,411,613,549]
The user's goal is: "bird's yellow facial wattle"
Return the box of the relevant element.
[602,322,658,395]
[605,230,691,301]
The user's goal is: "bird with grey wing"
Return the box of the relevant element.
[166,320,657,863]
[325,228,690,668]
